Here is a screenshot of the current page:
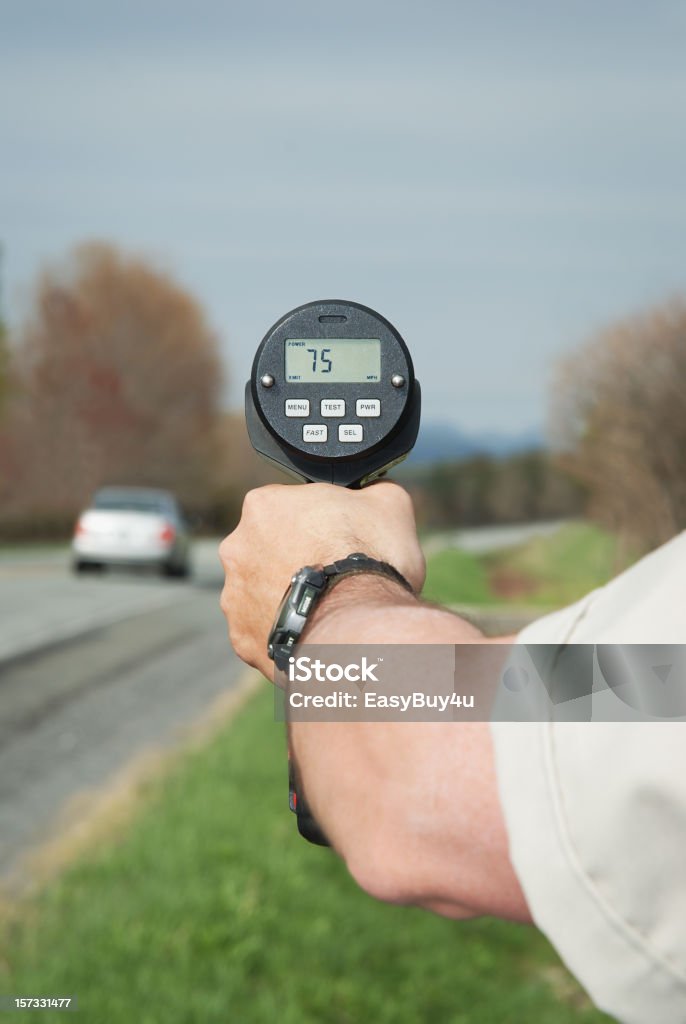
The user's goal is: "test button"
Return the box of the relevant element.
[321,399,345,417]
[339,424,363,443]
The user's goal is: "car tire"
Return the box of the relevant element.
[73,560,104,574]
[162,560,191,580]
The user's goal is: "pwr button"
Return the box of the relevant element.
[356,399,380,417]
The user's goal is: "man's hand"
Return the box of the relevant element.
[218,481,425,678]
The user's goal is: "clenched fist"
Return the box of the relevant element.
[218,481,425,677]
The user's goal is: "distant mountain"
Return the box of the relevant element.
[405,421,544,466]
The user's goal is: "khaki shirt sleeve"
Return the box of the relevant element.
[491,532,686,1024]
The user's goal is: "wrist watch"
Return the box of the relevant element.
[268,552,414,847]
[268,552,413,673]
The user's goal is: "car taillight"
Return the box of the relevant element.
[74,518,88,537]
[160,523,176,544]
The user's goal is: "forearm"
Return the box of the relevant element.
[219,483,528,921]
[289,578,529,922]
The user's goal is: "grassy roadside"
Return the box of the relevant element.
[1,688,609,1024]
[0,542,67,557]
[422,522,634,608]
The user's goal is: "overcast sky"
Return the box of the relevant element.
[2,0,685,435]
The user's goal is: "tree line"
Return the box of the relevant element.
[0,241,683,548]
[0,243,278,539]
[401,451,584,531]
[405,298,686,546]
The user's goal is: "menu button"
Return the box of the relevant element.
[285,399,310,417]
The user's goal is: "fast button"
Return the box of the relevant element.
[303,424,327,443]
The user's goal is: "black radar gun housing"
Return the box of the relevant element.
[245,300,421,846]
[245,300,421,487]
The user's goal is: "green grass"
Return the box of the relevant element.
[0,542,67,556]
[422,548,494,605]
[1,690,610,1024]
[482,522,635,607]
[423,522,632,609]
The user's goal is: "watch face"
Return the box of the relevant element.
[268,566,326,664]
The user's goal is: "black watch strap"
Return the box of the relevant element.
[268,552,413,672]
[268,552,413,847]
[323,552,414,594]
[268,552,414,849]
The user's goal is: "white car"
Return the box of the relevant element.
[72,486,192,578]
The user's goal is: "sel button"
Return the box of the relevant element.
[303,424,327,443]
[339,424,363,443]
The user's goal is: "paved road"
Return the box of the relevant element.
[422,519,565,557]
[0,541,247,887]
[0,528,544,889]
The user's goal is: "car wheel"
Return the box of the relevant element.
[73,560,104,574]
[162,560,191,580]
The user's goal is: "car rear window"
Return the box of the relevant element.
[92,492,168,514]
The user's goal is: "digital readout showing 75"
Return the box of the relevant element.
[285,338,381,384]
[305,346,333,374]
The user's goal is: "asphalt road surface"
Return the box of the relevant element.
[0,540,246,887]
[0,524,548,890]
[422,519,564,557]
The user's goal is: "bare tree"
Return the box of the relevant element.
[0,323,8,414]
[552,298,686,548]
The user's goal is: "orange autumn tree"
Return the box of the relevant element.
[2,243,225,530]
